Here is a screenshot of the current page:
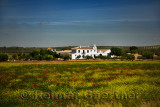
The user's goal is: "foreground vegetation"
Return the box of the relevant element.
[0,61,160,106]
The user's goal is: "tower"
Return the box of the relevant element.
[93,44,97,54]
[93,44,97,50]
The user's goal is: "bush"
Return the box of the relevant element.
[127,54,135,61]
[34,55,40,60]
[0,54,8,62]
[19,54,26,60]
[12,54,18,60]
[53,52,59,58]
[96,54,112,60]
[46,55,54,60]
[101,56,108,60]
[112,57,119,59]
[29,49,57,60]
[30,50,39,59]
[137,56,146,59]
[138,50,143,54]
[155,51,160,56]
[76,55,81,59]
[120,56,127,60]
[25,54,31,61]
[61,54,71,61]
[142,51,154,59]
[120,52,128,60]
[85,55,93,60]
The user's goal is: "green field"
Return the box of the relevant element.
[0,61,160,107]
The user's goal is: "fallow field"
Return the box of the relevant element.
[0,61,160,107]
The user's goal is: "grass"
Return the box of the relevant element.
[0,61,160,106]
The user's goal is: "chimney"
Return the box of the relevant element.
[80,45,81,48]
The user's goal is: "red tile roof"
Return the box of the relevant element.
[72,47,93,49]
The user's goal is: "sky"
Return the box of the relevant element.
[0,0,160,47]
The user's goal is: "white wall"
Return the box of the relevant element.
[70,45,111,59]
[71,49,97,59]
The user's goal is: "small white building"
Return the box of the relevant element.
[70,44,111,59]
[97,49,111,56]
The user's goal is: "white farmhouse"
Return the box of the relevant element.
[69,44,111,59]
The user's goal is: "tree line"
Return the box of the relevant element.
[0,46,159,62]
[110,46,155,60]
[0,49,70,62]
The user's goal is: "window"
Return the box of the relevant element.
[87,50,89,53]
[78,50,80,53]
[83,50,85,53]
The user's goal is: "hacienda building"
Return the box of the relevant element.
[53,44,112,59]
[69,44,112,59]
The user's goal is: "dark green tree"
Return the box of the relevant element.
[110,47,123,56]
[19,53,26,60]
[137,56,146,59]
[12,54,18,60]
[155,51,160,56]
[40,49,46,55]
[142,51,154,59]
[52,52,59,58]
[25,54,32,61]
[127,54,135,61]
[30,50,39,58]
[130,46,138,53]
[61,54,71,61]
[0,54,8,62]
[120,52,128,61]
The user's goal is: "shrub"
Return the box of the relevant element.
[112,57,119,59]
[97,54,111,60]
[0,54,8,62]
[137,56,146,59]
[142,51,154,59]
[76,55,81,59]
[12,54,18,60]
[35,55,40,60]
[29,49,57,60]
[120,56,127,60]
[46,55,54,60]
[53,52,59,58]
[19,54,26,60]
[30,50,39,58]
[127,54,135,61]
[120,52,128,60]
[61,54,71,61]
[85,55,93,60]
[25,54,31,61]
[155,51,160,56]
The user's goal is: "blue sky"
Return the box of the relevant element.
[0,0,160,47]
